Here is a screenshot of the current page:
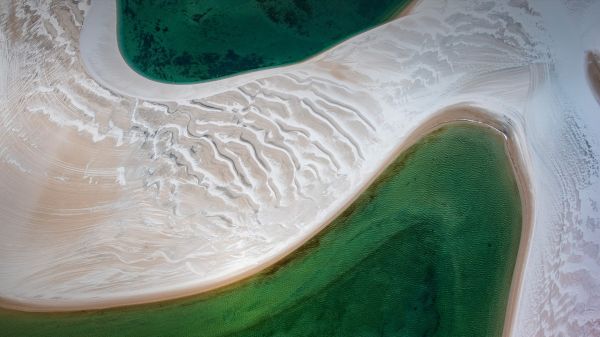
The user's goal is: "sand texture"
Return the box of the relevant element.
[0,1,599,336]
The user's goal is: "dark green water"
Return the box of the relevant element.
[0,124,522,336]
[117,0,410,83]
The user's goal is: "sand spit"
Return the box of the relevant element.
[1,0,600,336]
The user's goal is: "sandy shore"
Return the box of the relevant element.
[79,1,418,101]
[0,107,534,322]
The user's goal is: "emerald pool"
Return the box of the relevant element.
[0,124,522,336]
[117,0,411,83]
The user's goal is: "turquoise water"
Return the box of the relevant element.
[117,0,410,83]
[0,124,522,336]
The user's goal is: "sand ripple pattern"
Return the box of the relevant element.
[0,0,382,308]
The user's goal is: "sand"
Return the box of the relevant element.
[1,1,600,336]
[587,51,600,104]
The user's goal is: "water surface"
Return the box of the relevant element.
[117,0,410,83]
[0,124,522,336]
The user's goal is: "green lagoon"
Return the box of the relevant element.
[0,124,522,336]
[117,0,410,83]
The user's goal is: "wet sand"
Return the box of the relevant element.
[587,51,600,104]
[392,0,423,19]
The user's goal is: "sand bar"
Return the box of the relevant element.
[0,108,534,337]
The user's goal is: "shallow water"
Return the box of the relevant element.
[0,124,522,336]
[117,0,410,83]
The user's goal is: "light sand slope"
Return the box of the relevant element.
[0,1,599,336]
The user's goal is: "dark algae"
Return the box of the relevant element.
[0,124,522,336]
[117,0,411,83]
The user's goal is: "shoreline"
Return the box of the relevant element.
[79,0,420,101]
[0,105,533,316]
[115,1,414,85]
[392,0,423,19]
[3,0,600,335]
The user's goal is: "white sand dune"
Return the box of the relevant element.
[0,0,599,336]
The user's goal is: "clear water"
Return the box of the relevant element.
[117,0,410,83]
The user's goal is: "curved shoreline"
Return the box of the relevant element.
[115,1,412,84]
[80,1,415,101]
[0,106,533,320]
